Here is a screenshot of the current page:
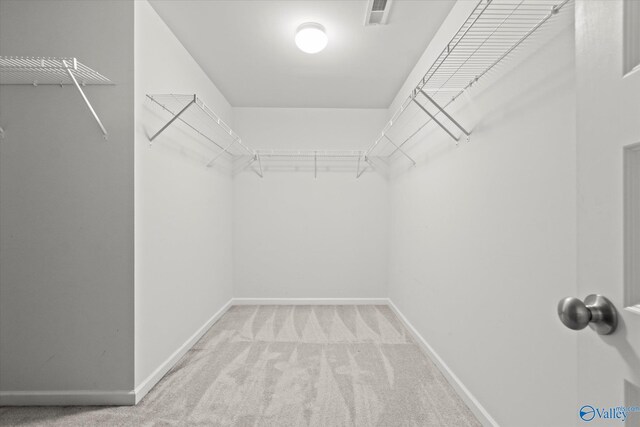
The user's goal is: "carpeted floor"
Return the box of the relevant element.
[0,305,481,426]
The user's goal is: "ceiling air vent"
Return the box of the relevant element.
[365,0,393,26]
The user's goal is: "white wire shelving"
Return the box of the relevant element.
[146,94,256,167]
[364,0,571,161]
[0,56,114,138]
[145,95,374,178]
[147,0,570,178]
[254,149,368,178]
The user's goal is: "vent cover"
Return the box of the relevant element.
[365,0,393,26]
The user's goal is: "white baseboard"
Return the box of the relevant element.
[232,297,389,305]
[133,298,233,403]
[0,299,234,407]
[0,390,135,406]
[1,296,497,423]
[387,299,498,427]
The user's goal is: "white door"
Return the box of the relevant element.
[573,0,640,425]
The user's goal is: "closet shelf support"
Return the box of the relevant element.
[419,90,470,139]
[244,155,261,178]
[314,151,318,179]
[61,59,108,139]
[356,156,369,179]
[149,94,197,142]
[412,98,460,143]
[256,154,264,178]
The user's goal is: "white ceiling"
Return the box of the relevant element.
[149,0,455,108]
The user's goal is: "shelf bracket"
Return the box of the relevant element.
[412,98,460,143]
[256,153,264,178]
[383,135,416,166]
[149,94,197,142]
[419,90,470,139]
[61,59,108,139]
[356,153,361,178]
[0,126,4,140]
[243,155,260,178]
[357,155,369,179]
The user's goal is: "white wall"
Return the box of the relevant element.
[233,108,389,299]
[386,7,578,427]
[0,0,135,399]
[134,0,234,391]
[0,0,581,417]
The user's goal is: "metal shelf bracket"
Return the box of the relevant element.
[419,90,470,139]
[413,98,460,143]
[61,59,108,139]
[149,94,197,143]
[356,155,369,179]
[256,153,264,178]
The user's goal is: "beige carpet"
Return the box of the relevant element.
[0,305,481,426]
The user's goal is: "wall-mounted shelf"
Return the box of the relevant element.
[146,94,255,167]
[252,149,369,178]
[365,0,571,160]
[145,95,374,178]
[0,56,114,138]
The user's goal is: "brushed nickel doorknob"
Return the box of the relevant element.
[557,294,618,335]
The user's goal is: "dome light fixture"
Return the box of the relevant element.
[295,22,328,54]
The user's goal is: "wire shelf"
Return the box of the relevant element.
[253,150,370,178]
[145,95,375,177]
[256,149,364,159]
[365,0,571,159]
[0,56,113,85]
[0,56,114,138]
[145,94,255,166]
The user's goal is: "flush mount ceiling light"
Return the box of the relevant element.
[295,22,328,54]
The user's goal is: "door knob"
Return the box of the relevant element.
[557,294,618,335]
